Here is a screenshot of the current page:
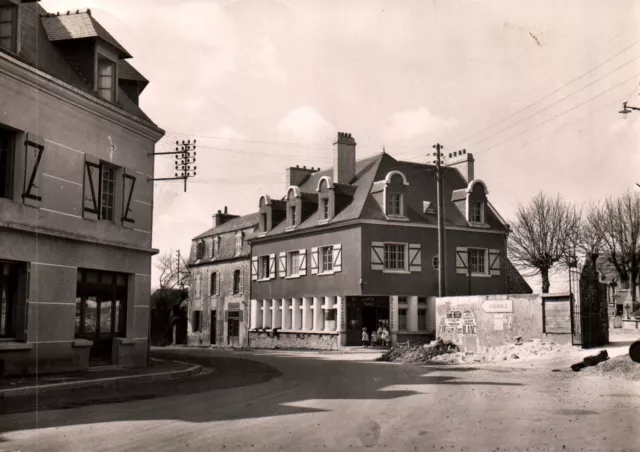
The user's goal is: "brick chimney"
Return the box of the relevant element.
[213,206,239,227]
[286,165,316,191]
[447,150,474,183]
[333,132,356,184]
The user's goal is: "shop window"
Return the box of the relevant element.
[398,308,408,330]
[0,262,19,338]
[0,5,17,53]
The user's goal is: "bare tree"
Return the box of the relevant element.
[508,192,581,293]
[576,202,606,270]
[154,252,189,291]
[601,191,640,305]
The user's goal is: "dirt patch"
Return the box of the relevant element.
[581,355,640,380]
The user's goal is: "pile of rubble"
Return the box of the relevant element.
[376,338,459,363]
[376,337,574,365]
[582,354,640,380]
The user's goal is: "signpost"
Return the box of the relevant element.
[480,299,513,313]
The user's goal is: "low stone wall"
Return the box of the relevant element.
[249,331,340,350]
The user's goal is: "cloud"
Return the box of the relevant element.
[277,106,334,143]
[246,37,287,81]
[382,106,457,141]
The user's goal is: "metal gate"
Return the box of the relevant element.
[574,262,609,348]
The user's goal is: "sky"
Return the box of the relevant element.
[42,0,640,292]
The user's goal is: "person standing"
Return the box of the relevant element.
[362,327,370,347]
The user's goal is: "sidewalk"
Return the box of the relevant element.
[0,357,202,399]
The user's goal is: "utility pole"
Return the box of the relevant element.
[148,140,197,192]
[176,249,182,290]
[432,143,447,297]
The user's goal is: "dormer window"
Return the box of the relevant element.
[258,195,272,234]
[97,56,116,102]
[289,206,296,226]
[471,201,484,223]
[196,240,205,260]
[322,199,329,220]
[286,186,301,230]
[389,192,402,216]
[316,176,335,223]
[0,5,17,53]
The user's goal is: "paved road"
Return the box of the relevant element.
[0,347,638,452]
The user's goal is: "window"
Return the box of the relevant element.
[384,243,406,270]
[432,255,440,270]
[469,248,487,274]
[398,308,408,330]
[194,274,201,298]
[0,128,15,200]
[288,251,300,277]
[289,206,296,226]
[196,241,204,260]
[398,296,407,305]
[193,310,202,332]
[210,272,217,295]
[418,309,428,331]
[100,164,115,221]
[0,262,19,338]
[233,269,241,294]
[322,198,329,220]
[260,213,268,232]
[0,5,16,52]
[471,201,484,223]
[259,255,270,279]
[236,232,243,254]
[389,192,402,215]
[98,57,116,102]
[321,246,333,273]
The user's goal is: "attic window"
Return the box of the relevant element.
[289,205,296,227]
[389,193,402,216]
[0,5,17,53]
[97,56,116,102]
[471,201,484,223]
[235,231,243,254]
[196,240,205,260]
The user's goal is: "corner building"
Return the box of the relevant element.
[0,3,163,374]
[249,132,529,348]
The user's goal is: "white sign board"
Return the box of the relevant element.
[481,299,513,313]
[493,313,504,331]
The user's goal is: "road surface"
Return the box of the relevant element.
[0,347,638,452]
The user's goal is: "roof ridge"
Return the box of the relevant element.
[42,9,92,17]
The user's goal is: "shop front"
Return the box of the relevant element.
[345,296,390,345]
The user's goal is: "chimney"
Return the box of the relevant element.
[333,132,356,184]
[286,165,315,191]
[447,150,474,183]
[213,207,239,227]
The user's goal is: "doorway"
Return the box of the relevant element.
[76,270,127,366]
[227,310,240,347]
[210,310,217,345]
[346,296,390,345]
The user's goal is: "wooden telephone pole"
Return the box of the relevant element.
[432,143,447,297]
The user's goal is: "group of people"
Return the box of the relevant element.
[361,324,390,348]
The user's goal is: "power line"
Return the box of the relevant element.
[469,54,640,148]
[474,73,640,156]
[452,38,640,147]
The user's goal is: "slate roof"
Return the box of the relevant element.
[0,3,156,125]
[41,10,132,57]
[194,212,260,240]
[256,151,508,239]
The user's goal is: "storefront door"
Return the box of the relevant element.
[227,310,240,347]
[76,270,127,366]
[346,296,390,345]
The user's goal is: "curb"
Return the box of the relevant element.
[0,362,203,399]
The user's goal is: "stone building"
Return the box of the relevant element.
[186,208,258,347]
[0,3,163,375]
[248,132,528,349]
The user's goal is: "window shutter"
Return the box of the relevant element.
[22,133,45,206]
[121,168,136,228]
[269,253,276,279]
[311,247,319,274]
[251,256,258,281]
[83,154,101,220]
[371,242,384,270]
[409,244,422,272]
[489,249,501,275]
[278,252,287,278]
[333,244,342,272]
[239,268,244,293]
[299,249,307,276]
[456,247,469,274]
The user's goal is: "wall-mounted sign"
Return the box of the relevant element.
[481,299,513,313]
